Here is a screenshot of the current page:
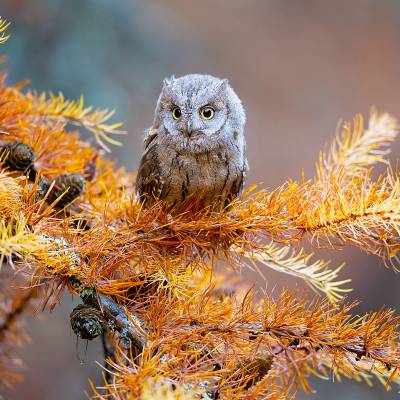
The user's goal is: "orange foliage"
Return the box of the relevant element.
[0,39,398,398]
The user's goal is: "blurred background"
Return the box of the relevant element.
[0,0,400,398]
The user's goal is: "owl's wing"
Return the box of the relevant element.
[143,128,158,149]
[136,141,163,204]
[226,159,248,204]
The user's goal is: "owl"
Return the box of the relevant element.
[136,74,248,210]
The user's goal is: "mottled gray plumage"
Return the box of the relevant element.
[136,74,248,209]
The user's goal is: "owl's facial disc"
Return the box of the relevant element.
[156,74,238,150]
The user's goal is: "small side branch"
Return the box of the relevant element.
[100,331,114,385]
[96,293,147,352]
[179,321,400,372]
[70,277,147,353]
[0,287,36,341]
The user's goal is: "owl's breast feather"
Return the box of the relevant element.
[156,140,244,206]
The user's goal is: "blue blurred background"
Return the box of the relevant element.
[1,0,400,398]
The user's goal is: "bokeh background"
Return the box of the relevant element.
[1,0,400,398]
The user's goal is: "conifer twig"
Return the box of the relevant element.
[95,293,147,352]
[71,277,148,353]
[0,17,10,45]
[27,92,126,152]
[100,331,114,385]
[0,287,35,341]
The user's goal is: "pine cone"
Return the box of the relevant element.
[49,173,85,207]
[1,141,35,171]
[70,303,104,340]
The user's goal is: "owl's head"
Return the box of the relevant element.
[153,74,245,151]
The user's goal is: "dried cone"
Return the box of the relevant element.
[70,304,104,340]
[50,173,85,207]
[34,177,51,202]
[1,141,35,171]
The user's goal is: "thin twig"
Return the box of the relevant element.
[0,287,36,341]
[100,331,114,385]
[95,293,147,352]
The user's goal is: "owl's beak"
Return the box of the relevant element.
[185,121,194,137]
[182,118,201,138]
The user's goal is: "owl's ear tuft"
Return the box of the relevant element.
[217,79,229,94]
[163,75,175,88]
[210,79,229,101]
[162,75,175,98]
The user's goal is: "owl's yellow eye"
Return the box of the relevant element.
[172,106,182,120]
[200,106,215,120]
